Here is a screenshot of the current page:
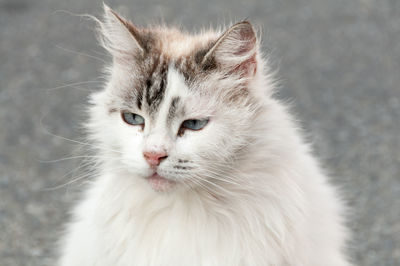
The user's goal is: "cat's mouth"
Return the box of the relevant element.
[147,173,176,192]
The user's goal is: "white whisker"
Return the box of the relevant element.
[46,80,104,92]
[55,44,107,63]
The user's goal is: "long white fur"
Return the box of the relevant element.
[58,5,352,266]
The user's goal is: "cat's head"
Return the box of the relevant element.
[88,5,272,193]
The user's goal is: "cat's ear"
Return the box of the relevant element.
[99,4,147,59]
[201,21,258,77]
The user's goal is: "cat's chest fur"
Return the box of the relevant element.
[65,173,302,266]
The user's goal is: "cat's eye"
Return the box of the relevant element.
[179,119,209,136]
[182,119,209,130]
[122,112,145,126]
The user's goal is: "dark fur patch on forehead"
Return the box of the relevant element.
[145,60,168,114]
[194,41,218,71]
[132,41,215,113]
[134,52,170,115]
[173,40,219,85]
[136,87,143,110]
[167,96,180,123]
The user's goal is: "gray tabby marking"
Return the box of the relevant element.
[167,97,180,123]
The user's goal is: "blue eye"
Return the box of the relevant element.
[122,112,145,126]
[181,119,209,131]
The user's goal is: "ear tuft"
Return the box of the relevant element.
[202,21,258,77]
[99,4,146,58]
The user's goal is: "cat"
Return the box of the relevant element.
[58,4,352,266]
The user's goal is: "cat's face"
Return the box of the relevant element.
[89,6,264,192]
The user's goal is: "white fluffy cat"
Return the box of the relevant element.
[58,5,352,266]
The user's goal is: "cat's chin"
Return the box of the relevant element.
[147,173,177,192]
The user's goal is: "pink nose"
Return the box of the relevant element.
[143,150,168,166]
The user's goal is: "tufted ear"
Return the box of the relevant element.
[99,4,148,59]
[201,21,258,77]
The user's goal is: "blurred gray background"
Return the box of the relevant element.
[0,0,399,265]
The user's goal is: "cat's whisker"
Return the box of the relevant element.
[205,160,251,177]
[43,169,97,191]
[190,162,244,183]
[44,151,107,184]
[198,168,241,185]
[176,165,238,188]
[39,119,125,155]
[38,155,114,163]
[179,178,196,192]
[43,171,96,191]
[185,176,219,196]
[44,165,131,191]
[46,80,104,92]
[187,166,260,195]
[90,49,109,58]
[203,173,264,193]
[52,158,98,180]
[188,173,238,197]
[55,44,107,64]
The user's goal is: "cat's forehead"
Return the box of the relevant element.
[131,32,219,116]
[149,27,219,58]
[109,25,250,119]
[135,60,212,121]
[137,28,219,81]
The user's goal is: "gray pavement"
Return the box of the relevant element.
[0,0,399,265]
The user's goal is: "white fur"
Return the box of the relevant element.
[58,7,352,266]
